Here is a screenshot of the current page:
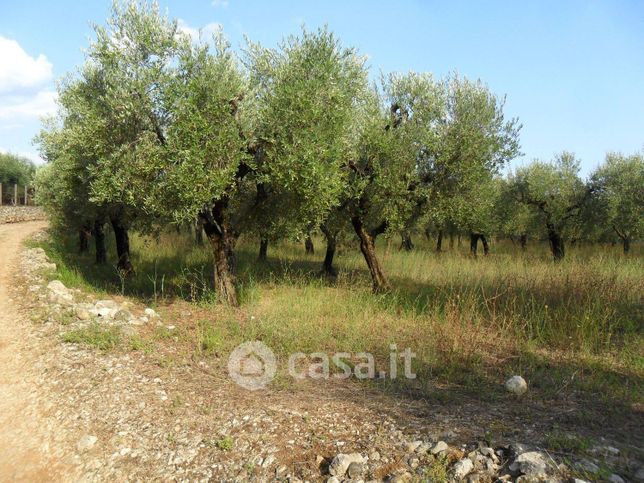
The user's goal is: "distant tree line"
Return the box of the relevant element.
[0,152,36,204]
[0,152,35,186]
[35,1,643,305]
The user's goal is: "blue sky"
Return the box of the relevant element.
[1,0,642,176]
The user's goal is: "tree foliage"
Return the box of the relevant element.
[0,152,36,186]
[590,151,644,252]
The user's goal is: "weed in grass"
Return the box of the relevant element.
[216,436,234,451]
[128,335,153,353]
[423,455,449,482]
[154,326,175,341]
[61,324,121,351]
[196,319,225,355]
[157,355,177,369]
[545,431,593,453]
[57,310,76,326]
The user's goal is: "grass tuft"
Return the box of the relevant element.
[61,324,121,351]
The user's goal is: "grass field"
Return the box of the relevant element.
[36,229,643,434]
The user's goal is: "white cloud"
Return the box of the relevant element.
[177,19,223,43]
[0,90,58,121]
[0,36,53,94]
[211,0,229,8]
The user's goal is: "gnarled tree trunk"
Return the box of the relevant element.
[613,226,631,254]
[470,233,479,257]
[547,224,565,261]
[400,231,414,251]
[351,217,391,293]
[202,200,239,306]
[481,235,490,256]
[195,219,204,246]
[519,233,527,251]
[470,233,489,256]
[258,237,268,261]
[436,230,443,253]
[305,235,315,255]
[79,224,91,254]
[320,225,337,277]
[93,219,106,264]
[623,237,630,254]
[110,216,134,275]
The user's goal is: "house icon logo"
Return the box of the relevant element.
[227,341,277,390]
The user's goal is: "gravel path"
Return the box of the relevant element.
[0,221,76,481]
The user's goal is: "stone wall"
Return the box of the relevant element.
[0,206,46,224]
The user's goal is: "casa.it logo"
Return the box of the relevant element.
[227,341,277,390]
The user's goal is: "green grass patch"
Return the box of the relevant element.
[545,430,593,453]
[61,323,121,351]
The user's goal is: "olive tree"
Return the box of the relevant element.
[494,177,541,250]
[240,28,368,264]
[147,27,367,306]
[78,1,180,274]
[512,152,591,261]
[340,72,520,290]
[342,73,442,292]
[35,69,121,262]
[590,151,643,253]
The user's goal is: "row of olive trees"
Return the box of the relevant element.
[36,1,522,305]
[418,150,643,260]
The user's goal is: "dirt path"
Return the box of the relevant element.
[0,221,73,481]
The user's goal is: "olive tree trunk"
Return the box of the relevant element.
[351,217,391,293]
[400,231,414,251]
[320,225,337,277]
[305,235,315,255]
[110,216,134,275]
[78,224,91,253]
[613,227,631,254]
[202,201,239,306]
[623,237,630,253]
[258,237,268,261]
[470,233,479,257]
[93,220,106,264]
[481,235,490,256]
[470,233,489,256]
[195,219,204,246]
[436,230,443,252]
[547,224,565,261]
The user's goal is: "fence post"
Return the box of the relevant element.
[14,184,18,206]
